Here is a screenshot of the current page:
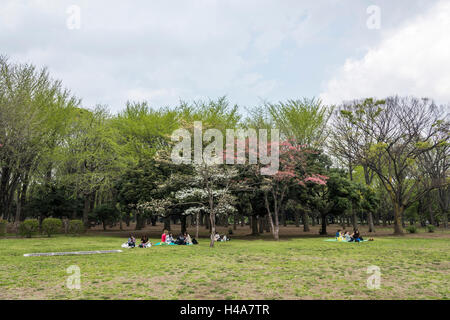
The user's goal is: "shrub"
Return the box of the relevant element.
[42,218,63,237]
[0,219,7,236]
[427,224,436,233]
[68,220,85,235]
[406,225,418,234]
[6,222,18,234]
[19,219,39,238]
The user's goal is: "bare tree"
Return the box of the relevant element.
[338,97,448,234]
[418,123,450,228]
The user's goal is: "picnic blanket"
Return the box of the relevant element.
[324,239,369,242]
[154,242,193,246]
[154,242,177,246]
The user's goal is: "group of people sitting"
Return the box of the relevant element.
[213,232,230,242]
[160,230,198,245]
[335,229,365,242]
[123,229,231,248]
[124,235,152,248]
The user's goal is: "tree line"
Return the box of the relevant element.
[0,57,448,245]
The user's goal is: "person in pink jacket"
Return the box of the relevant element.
[161,229,168,243]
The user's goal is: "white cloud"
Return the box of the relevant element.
[1,0,319,111]
[320,0,450,105]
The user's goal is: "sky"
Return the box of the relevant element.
[1,0,449,113]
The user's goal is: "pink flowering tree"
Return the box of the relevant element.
[238,139,328,240]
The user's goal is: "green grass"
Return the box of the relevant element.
[0,236,449,299]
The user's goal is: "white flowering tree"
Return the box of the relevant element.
[137,163,239,247]
[175,164,239,247]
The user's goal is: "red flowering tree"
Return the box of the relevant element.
[236,139,328,240]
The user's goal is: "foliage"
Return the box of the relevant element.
[68,220,85,235]
[1,56,448,237]
[406,225,418,234]
[41,218,63,237]
[18,219,39,238]
[91,204,120,230]
[0,219,6,236]
[266,98,332,147]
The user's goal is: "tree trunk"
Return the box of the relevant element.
[351,209,358,230]
[209,212,216,248]
[258,216,263,233]
[294,210,300,227]
[281,206,287,227]
[15,174,29,224]
[14,188,22,225]
[199,212,204,226]
[302,210,310,232]
[368,212,375,232]
[442,209,448,229]
[163,216,171,231]
[251,215,259,235]
[196,211,199,239]
[181,215,187,234]
[320,212,327,235]
[340,216,346,229]
[393,203,404,235]
[135,214,145,230]
[83,195,90,227]
[428,198,436,226]
[273,207,280,241]
[264,214,270,232]
[204,213,210,230]
[264,192,279,240]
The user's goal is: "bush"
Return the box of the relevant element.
[68,220,85,235]
[427,224,436,233]
[19,219,39,238]
[0,219,7,236]
[406,225,418,233]
[7,222,18,234]
[42,218,63,237]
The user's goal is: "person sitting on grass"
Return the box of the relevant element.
[335,229,342,239]
[127,235,136,248]
[139,235,151,248]
[175,233,186,245]
[161,229,168,243]
[214,232,221,242]
[350,229,363,242]
[166,232,175,244]
[184,232,193,245]
[343,231,351,242]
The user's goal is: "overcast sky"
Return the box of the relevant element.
[1,0,449,112]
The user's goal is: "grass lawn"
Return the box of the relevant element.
[0,235,449,300]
